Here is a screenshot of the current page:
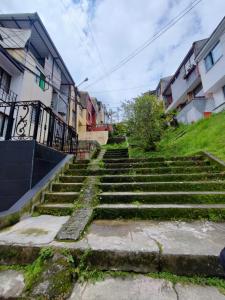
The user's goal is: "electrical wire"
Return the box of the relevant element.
[85,0,203,89]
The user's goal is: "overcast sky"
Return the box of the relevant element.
[1,0,225,111]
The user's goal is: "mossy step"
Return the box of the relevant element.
[104,160,210,169]
[103,155,129,158]
[68,164,89,169]
[100,191,225,204]
[52,183,83,192]
[59,175,86,183]
[105,148,128,152]
[100,181,225,192]
[94,203,225,221]
[36,203,74,216]
[100,173,225,183]
[44,192,79,203]
[103,155,205,163]
[67,165,220,176]
[73,159,90,164]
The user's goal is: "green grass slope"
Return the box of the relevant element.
[129,111,225,160]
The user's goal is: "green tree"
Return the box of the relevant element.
[122,94,163,150]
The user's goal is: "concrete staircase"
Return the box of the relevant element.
[74,148,225,277]
[36,159,90,216]
[93,152,225,220]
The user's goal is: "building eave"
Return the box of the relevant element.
[0,12,75,85]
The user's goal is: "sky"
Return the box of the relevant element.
[1,0,225,112]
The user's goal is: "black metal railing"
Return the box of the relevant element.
[0,86,17,103]
[0,100,78,154]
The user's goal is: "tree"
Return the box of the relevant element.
[122,94,163,150]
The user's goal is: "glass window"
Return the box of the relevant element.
[223,85,225,98]
[35,67,45,91]
[212,42,222,63]
[204,42,222,71]
[204,53,213,71]
[0,67,11,93]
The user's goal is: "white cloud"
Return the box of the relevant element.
[1,0,225,110]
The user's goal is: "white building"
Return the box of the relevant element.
[163,39,209,124]
[196,17,225,113]
[0,13,75,126]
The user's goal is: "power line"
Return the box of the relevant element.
[91,83,152,93]
[84,0,203,89]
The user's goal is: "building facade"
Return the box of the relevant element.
[163,39,209,123]
[196,17,225,114]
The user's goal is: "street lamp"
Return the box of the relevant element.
[77,77,88,87]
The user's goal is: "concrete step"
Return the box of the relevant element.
[103,154,129,158]
[67,165,221,176]
[100,181,225,192]
[100,191,225,204]
[104,160,210,169]
[59,175,86,183]
[0,219,223,277]
[105,148,128,152]
[52,183,83,192]
[69,219,224,276]
[100,173,225,183]
[73,159,90,164]
[44,192,79,203]
[94,203,225,221]
[68,164,89,169]
[103,155,206,163]
[36,203,74,216]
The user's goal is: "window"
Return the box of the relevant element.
[35,67,46,91]
[204,42,222,71]
[223,85,225,98]
[0,67,11,93]
[184,54,195,75]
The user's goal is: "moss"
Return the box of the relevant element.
[35,206,73,216]
[94,207,225,221]
[102,141,128,150]
[102,181,225,193]
[147,272,225,294]
[24,247,54,291]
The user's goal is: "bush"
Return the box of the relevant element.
[122,94,163,150]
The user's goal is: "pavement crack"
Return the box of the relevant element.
[173,284,179,300]
[145,233,163,272]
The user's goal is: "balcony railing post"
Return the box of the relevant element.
[61,123,66,151]
[33,102,41,141]
[5,102,15,140]
[47,111,55,147]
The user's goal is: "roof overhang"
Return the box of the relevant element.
[0,13,75,85]
[196,17,225,62]
[0,45,24,74]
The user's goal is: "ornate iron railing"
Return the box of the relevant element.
[0,100,78,154]
[0,86,17,103]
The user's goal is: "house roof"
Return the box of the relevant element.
[0,44,24,73]
[156,75,173,92]
[196,17,225,61]
[163,39,208,95]
[0,13,74,85]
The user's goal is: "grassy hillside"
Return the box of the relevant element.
[129,111,225,161]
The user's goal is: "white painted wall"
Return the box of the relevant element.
[177,98,213,124]
[198,31,225,111]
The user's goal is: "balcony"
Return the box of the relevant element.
[87,124,113,132]
[177,97,214,124]
[0,86,17,103]
[0,100,78,154]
